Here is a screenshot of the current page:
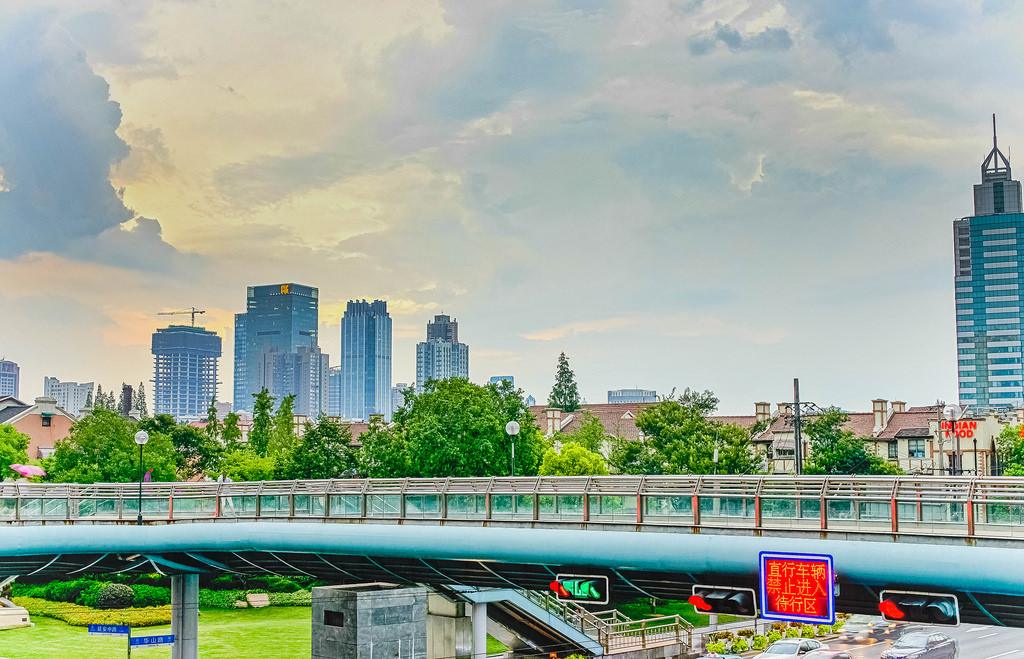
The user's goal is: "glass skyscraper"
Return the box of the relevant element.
[152,325,222,420]
[340,299,392,421]
[955,118,1024,409]
[233,283,321,413]
[0,359,19,398]
[416,314,469,393]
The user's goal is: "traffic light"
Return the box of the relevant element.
[689,585,757,617]
[550,575,609,605]
[879,590,960,626]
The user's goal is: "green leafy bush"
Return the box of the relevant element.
[708,630,734,642]
[771,621,789,632]
[816,624,833,635]
[767,630,782,643]
[13,597,170,628]
[786,627,802,638]
[801,623,816,637]
[132,585,171,608]
[246,576,303,593]
[705,641,727,654]
[75,582,106,608]
[44,579,97,603]
[736,628,755,637]
[731,638,749,652]
[10,583,46,598]
[752,635,768,650]
[268,591,312,606]
[198,588,245,609]
[96,583,134,609]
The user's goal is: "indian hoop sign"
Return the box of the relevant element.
[759,551,835,624]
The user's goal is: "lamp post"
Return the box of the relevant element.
[505,421,520,477]
[943,404,963,476]
[134,430,149,525]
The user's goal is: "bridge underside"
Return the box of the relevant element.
[6,548,1024,628]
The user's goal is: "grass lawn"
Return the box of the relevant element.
[1,607,510,658]
[616,598,746,628]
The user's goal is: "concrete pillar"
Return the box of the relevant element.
[471,602,487,659]
[171,574,199,659]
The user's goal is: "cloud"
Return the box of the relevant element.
[525,313,785,345]
[0,10,184,271]
[688,23,793,56]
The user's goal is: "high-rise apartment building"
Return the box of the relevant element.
[608,388,658,404]
[340,299,392,421]
[955,117,1024,409]
[416,314,469,393]
[233,283,325,414]
[0,359,20,398]
[43,377,94,417]
[152,325,222,420]
[328,365,342,417]
[392,382,410,416]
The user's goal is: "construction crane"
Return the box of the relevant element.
[158,307,206,327]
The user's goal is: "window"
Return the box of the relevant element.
[888,442,898,459]
[41,416,51,427]
[908,439,925,458]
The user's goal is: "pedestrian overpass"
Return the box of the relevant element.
[3,475,1024,656]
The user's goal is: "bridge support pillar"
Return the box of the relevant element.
[471,601,487,659]
[171,574,199,659]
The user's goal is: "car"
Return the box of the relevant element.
[752,638,828,658]
[880,631,958,659]
[805,652,853,659]
[697,654,742,659]
[836,614,903,643]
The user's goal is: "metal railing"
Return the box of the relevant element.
[4,475,1024,539]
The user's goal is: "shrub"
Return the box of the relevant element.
[45,579,96,603]
[246,576,302,593]
[801,624,816,637]
[10,583,46,598]
[817,624,833,635]
[786,627,802,638]
[752,635,768,650]
[705,641,727,654]
[771,622,789,632]
[198,588,245,609]
[75,582,106,608]
[767,630,782,643]
[832,620,845,632]
[210,575,244,590]
[731,638,749,652]
[13,597,170,628]
[709,631,734,642]
[132,585,171,608]
[736,628,755,637]
[268,591,312,606]
[96,583,134,609]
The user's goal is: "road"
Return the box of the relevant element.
[825,623,1024,658]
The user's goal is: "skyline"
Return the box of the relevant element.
[3,1,1024,415]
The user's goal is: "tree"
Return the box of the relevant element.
[358,416,411,478]
[94,385,105,411]
[548,352,580,412]
[84,390,93,409]
[219,450,276,481]
[249,389,275,456]
[205,398,222,443]
[0,424,30,473]
[278,416,357,479]
[222,412,242,448]
[801,408,903,475]
[140,415,224,480]
[995,424,1024,476]
[269,394,297,457]
[133,382,148,417]
[45,409,178,483]
[563,411,607,454]
[607,389,760,475]
[539,443,609,476]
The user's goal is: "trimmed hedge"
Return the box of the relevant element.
[268,591,312,606]
[198,589,246,609]
[96,583,135,609]
[14,597,171,628]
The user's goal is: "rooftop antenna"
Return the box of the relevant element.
[994,113,998,151]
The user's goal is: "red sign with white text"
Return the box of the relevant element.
[759,552,835,624]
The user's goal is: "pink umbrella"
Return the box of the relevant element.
[9,464,46,477]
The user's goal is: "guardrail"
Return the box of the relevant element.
[4,475,1024,539]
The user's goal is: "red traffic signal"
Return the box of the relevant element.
[879,590,959,626]
[689,585,757,617]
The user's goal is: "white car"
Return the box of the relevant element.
[753,638,829,658]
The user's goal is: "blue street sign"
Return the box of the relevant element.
[130,635,175,647]
[88,624,130,636]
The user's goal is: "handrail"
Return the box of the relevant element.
[5,475,1024,540]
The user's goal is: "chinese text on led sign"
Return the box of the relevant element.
[759,551,835,624]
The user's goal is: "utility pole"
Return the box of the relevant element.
[793,378,803,475]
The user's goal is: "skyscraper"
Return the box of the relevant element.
[955,116,1024,409]
[328,365,342,417]
[0,359,19,398]
[233,283,325,414]
[152,325,222,420]
[416,314,469,393]
[43,377,94,417]
[340,299,392,421]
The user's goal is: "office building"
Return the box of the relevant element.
[268,344,329,417]
[392,382,410,416]
[152,325,222,420]
[416,314,469,393]
[43,377,94,417]
[328,366,342,417]
[233,283,321,413]
[490,376,514,387]
[0,360,19,398]
[340,299,392,421]
[955,117,1024,409]
[608,388,658,404]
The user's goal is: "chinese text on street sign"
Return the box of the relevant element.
[130,635,176,647]
[759,551,835,624]
[88,624,130,636]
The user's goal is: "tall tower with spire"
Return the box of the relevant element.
[955,116,1024,410]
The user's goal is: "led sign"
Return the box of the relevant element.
[759,551,835,625]
[550,574,609,605]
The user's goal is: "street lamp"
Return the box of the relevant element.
[134,430,149,525]
[943,404,963,476]
[505,421,520,477]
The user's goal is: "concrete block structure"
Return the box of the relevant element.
[313,584,427,659]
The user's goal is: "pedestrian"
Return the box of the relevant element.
[143,469,152,482]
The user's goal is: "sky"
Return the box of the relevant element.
[1,0,1023,416]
